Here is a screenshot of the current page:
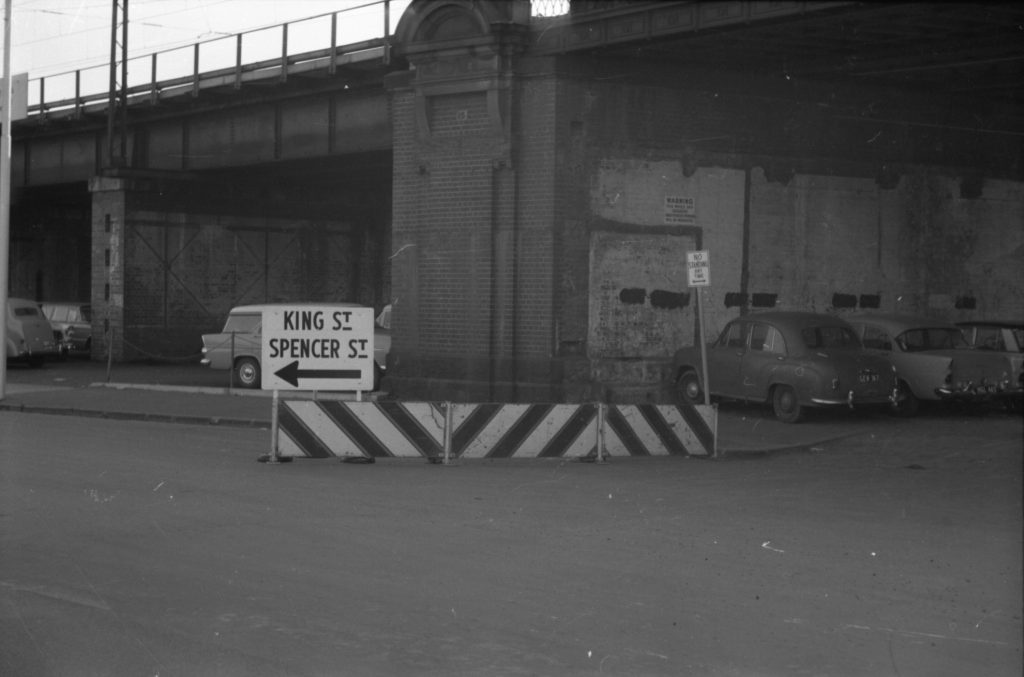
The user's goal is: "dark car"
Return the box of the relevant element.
[671,311,896,423]
[671,311,897,421]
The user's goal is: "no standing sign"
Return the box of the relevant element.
[687,250,710,287]
[261,306,375,391]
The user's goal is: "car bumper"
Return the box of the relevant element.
[811,389,897,408]
[934,385,1020,401]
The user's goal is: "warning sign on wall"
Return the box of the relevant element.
[665,195,696,226]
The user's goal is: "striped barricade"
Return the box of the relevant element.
[274,401,717,461]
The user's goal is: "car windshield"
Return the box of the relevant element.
[897,327,968,352]
[14,306,41,317]
[222,313,261,333]
[801,325,860,350]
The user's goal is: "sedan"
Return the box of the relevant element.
[5,297,59,367]
[847,313,1022,415]
[671,311,896,423]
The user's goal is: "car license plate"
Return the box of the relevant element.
[859,371,879,384]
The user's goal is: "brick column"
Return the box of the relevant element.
[388,0,534,401]
[89,177,127,361]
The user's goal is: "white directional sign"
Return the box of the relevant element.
[261,306,374,391]
[687,250,710,287]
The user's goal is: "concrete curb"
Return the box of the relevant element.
[0,402,270,429]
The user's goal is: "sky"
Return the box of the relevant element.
[3,0,410,79]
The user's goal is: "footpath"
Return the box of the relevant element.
[0,360,872,455]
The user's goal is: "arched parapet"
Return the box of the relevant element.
[394,0,530,53]
[389,0,531,152]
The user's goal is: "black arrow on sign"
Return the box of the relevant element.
[274,361,362,388]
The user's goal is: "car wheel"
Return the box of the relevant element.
[677,369,704,406]
[890,380,920,417]
[233,357,261,389]
[373,362,383,392]
[772,384,804,423]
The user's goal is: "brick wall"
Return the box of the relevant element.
[539,55,1023,403]
[87,173,389,362]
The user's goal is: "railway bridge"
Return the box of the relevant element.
[7,0,1023,402]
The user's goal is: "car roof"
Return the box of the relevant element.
[228,302,365,313]
[7,297,40,307]
[39,301,90,309]
[956,319,1024,329]
[845,312,957,331]
[735,311,852,324]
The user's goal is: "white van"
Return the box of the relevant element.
[200,303,390,390]
[5,298,59,367]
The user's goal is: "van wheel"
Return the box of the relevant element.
[772,385,804,423]
[233,357,261,389]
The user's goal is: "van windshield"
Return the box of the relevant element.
[222,313,261,333]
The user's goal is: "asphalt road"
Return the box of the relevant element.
[1,408,1020,677]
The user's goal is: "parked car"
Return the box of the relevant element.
[5,297,59,367]
[956,319,1024,411]
[671,311,896,423]
[200,303,390,390]
[40,301,93,357]
[846,313,1022,416]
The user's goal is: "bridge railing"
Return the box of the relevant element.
[24,0,572,119]
[25,0,411,118]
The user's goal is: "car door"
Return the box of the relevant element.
[741,322,786,401]
[707,320,749,398]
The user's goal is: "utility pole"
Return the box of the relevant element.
[1,0,14,400]
[107,0,128,169]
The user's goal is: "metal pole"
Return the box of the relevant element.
[107,0,117,166]
[269,389,280,463]
[0,0,14,401]
[119,0,128,164]
[443,402,452,465]
[697,287,711,406]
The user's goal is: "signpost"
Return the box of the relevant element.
[260,305,375,463]
[261,306,375,391]
[686,250,711,406]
